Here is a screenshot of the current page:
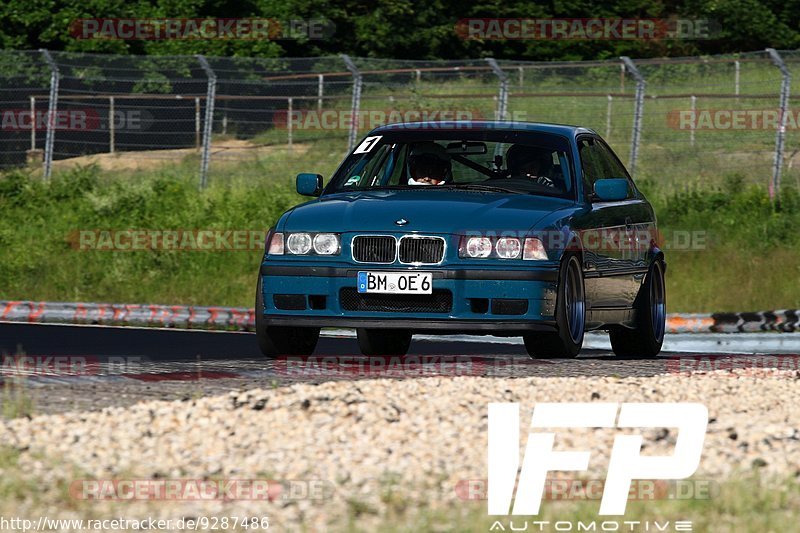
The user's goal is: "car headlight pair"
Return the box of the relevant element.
[268,232,340,256]
[458,236,548,260]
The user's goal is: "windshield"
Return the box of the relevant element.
[325,129,575,198]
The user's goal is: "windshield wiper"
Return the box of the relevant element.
[335,184,521,194]
[441,183,521,194]
[340,185,415,191]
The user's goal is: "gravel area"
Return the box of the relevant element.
[4,353,762,417]
[1,369,799,530]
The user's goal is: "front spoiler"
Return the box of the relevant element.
[260,264,558,282]
[262,315,558,334]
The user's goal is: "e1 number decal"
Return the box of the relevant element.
[354,136,382,154]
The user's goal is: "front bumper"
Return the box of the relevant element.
[259,263,559,334]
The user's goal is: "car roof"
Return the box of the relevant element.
[370,120,596,138]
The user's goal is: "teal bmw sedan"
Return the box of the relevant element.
[256,121,666,359]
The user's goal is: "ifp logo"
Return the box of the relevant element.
[488,403,708,516]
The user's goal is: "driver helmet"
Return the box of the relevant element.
[505,145,552,178]
[407,142,452,185]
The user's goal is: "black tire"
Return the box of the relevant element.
[524,254,585,359]
[356,328,412,356]
[255,278,320,358]
[609,259,666,358]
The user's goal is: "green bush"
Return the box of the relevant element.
[637,174,800,311]
[0,165,300,306]
[645,173,800,249]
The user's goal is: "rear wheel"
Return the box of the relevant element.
[357,328,412,356]
[609,260,666,358]
[255,278,320,358]
[524,254,585,359]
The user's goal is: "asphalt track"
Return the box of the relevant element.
[1,322,798,416]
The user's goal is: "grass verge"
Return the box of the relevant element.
[0,450,794,533]
[357,475,800,533]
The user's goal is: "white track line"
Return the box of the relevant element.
[323,329,800,354]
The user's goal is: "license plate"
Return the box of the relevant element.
[357,271,432,294]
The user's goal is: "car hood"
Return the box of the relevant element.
[281,189,574,234]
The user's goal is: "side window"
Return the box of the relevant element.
[594,141,630,181]
[578,138,602,187]
[579,137,633,199]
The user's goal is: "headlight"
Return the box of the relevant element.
[496,237,521,259]
[286,233,312,255]
[459,235,547,260]
[523,238,548,260]
[268,232,284,255]
[270,232,341,256]
[313,233,339,255]
[462,237,492,258]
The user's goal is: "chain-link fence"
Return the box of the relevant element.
[0,49,797,197]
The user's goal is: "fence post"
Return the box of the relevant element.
[620,56,646,178]
[109,96,115,153]
[194,97,201,148]
[342,55,362,152]
[766,48,791,204]
[317,74,324,113]
[287,97,293,152]
[40,49,59,181]
[486,58,509,120]
[29,96,36,151]
[605,95,613,139]
[689,95,696,147]
[734,59,740,101]
[196,55,217,189]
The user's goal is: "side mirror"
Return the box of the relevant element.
[296,173,323,197]
[593,178,629,202]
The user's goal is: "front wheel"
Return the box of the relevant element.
[357,328,412,356]
[609,259,666,358]
[524,254,585,359]
[255,278,320,358]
